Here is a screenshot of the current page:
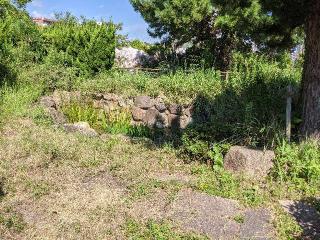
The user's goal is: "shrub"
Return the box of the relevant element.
[0,1,43,85]
[42,14,116,76]
[272,140,320,193]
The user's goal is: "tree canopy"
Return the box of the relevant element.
[214,0,320,137]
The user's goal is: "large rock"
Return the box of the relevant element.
[115,47,154,68]
[167,114,180,129]
[52,90,81,107]
[143,108,160,127]
[155,113,169,129]
[155,102,167,113]
[224,146,275,178]
[63,122,98,137]
[179,115,192,129]
[168,104,183,115]
[134,96,153,109]
[40,96,67,124]
[132,106,146,121]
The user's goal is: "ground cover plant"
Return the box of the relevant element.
[0,1,319,239]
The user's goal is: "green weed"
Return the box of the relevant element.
[0,209,26,233]
[193,165,265,207]
[233,215,244,224]
[25,180,51,199]
[62,102,151,138]
[272,139,320,195]
[125,219,208,240]
[0,83,44,123]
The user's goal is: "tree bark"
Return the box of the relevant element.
[301,0,320,138]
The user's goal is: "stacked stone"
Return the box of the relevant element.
[50,91,194,130]
[131,96,193,129]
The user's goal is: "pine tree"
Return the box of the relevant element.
[130,0,244,70]
[214,0,319,138]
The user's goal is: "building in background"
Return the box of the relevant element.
[32,17,55,27]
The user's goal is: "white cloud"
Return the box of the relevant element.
[31,10,42,18]
[31,10,54,19]
[30,0,44,8]
[99,4,105,9]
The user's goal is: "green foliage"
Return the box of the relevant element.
[0,83,44,123]
[274,207,303,240]
[0,0,43,85]
[130,0,236,69]
[0,209,26,233]
[78,70,223,104]
[213,0,305,51]
[125,219,207,240]
[272,140,320,193]
[193,166,265,206]
[62,102,151,138]
[42,14,116,76]
[180,53,300,163]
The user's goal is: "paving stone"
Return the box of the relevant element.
[240,209,275,240]
[169,189,242,240]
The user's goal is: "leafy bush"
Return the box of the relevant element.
[0,1,43,85]
[272,140,320,193]
[42,14,116,76]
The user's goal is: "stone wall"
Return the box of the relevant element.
[50,91,193,130]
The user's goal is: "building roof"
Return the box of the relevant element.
[32,17,56,24]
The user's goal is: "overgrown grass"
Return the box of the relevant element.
[0,53,317,239]
[125,219,208,240]
[62,102,151,137]
[0,83,45,123]
[271,140,320,196]
[192,165,267,207]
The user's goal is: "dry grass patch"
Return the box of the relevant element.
[0,118,197,239]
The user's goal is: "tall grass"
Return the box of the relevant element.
[0,83,45,123]
[62,102,151,137]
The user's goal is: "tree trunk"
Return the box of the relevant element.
[301,0,320,138]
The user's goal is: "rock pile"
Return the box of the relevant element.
[91,93,193,129]
[42,91,194,134]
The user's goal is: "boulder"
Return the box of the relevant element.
[167,114,180,129]
[183,106,194,117]
[224,146,275,178]
[132,106,146,121]
[155,102,167,113]
[155,113,169,129]
[48,108,67,125]
[168,104,183,115]
[63,122,98,137]
[179,115,192,129]
[52,91,81,107]
[143,108,160,127]
[134,96,153,109]
[115,47,154,68]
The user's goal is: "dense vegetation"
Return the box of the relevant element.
[42,14,116,76]
[0,0,320,239]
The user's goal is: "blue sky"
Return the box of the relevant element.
[27,0,155,43]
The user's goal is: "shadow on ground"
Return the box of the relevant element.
[139,76,297,160]
[280,198,320,240]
